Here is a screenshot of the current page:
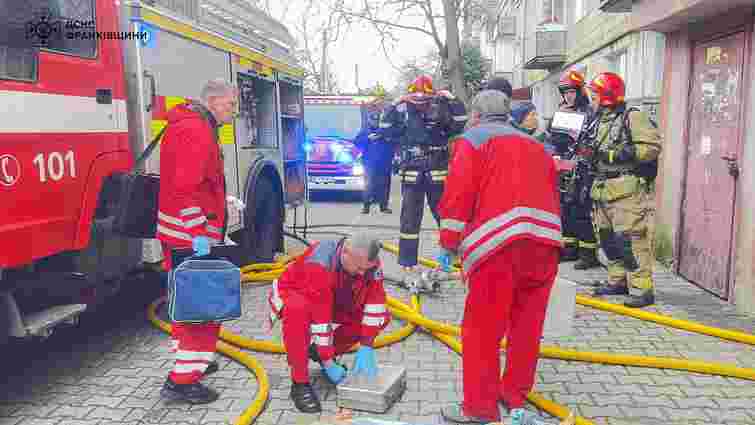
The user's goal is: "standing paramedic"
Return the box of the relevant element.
[268,233,391,413]
[437,90,562,423]
[156,79,238,404]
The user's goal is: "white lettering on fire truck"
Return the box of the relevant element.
[66,31,148,40]
[32,151,76,183]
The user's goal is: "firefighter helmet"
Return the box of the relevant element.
[558,69,585,93]
[408,75,434,95]
[588,72,626,107]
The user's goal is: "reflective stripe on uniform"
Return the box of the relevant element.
[400,233,419,240]
[175,350,215,362]
[206,225,222,235]
[364,304,386,314]
[157,224,193,241]
[362,316,384,327]
[460,207,561,254]
[184,216,207,228]
[312,335,333,346]
[462,221,561,272]
[441,218,466,232]
[453,115,468,121]
[180,207,202,216]
[379,122,392,128]
[310,323,331,334]
[579,241,598,249]
[269,280,283,313]
[158,212,184,227]
[173,363,206,374]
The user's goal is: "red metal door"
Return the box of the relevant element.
[679,32,747,298]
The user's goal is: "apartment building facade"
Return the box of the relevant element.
[473,0,755,314]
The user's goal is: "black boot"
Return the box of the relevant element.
[593,282,629,296]
[161,378,219,404]
[560,246,578,262]
[361,203,371,214]
[380,205,392,214]
[625,291,655,308]
[203,361,219,376]
[574,248,600,270]
[291,382,322,413]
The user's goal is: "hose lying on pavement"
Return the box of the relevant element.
[148,239,755,425]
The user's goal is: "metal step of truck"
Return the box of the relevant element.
[1,292,87,340]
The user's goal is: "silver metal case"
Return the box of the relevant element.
[336,366,407,413]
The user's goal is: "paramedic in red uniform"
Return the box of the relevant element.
[268,234,390,413]
[157,79,238,404]
[437,90,562,423]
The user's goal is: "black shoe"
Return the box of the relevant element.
[203,361,219,376]
[574,248,600,270]
[291,382,322,413]
[624,291,655,308]
[593,283,629,296]
[161,378,219,404]
[361,204,371,214]
[380,206,392,214]
[559,246,578,262]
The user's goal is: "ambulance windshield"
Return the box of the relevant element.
[304,104,363,140]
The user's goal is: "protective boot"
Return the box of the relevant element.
[559,245,578,262]
[290,382,322,413]
[380,204,393,214]
[161,378,219,404]
[593,281,629,296]
[203,361,219,377]
[624,290,655,308]
[574,248,600,270]
[361,203,371,214]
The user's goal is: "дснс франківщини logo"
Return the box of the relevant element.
[25,11,99,46]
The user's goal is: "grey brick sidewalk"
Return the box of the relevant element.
[1,179,753,425]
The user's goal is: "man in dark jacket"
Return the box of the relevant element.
[355,94,397,214]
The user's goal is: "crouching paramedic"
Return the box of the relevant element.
[157,79,238,404]
[437,90,562,423]
[268,233,390,413]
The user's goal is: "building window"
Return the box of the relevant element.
[542,0,564,24]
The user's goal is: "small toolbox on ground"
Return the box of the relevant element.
[336,365,407,413]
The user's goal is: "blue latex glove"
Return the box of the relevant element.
[192,236,211,256]
[322,362,347,385]
[352,346,378,378]
[436,249,454,272]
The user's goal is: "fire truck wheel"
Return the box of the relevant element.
[246,174,283,263]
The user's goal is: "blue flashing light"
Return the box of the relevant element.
[303,142,313,152]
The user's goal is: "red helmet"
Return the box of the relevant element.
[588,72,625,107]
[408,75,434,95]
[558,70,585,92]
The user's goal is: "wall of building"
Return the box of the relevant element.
[653,7,755,314]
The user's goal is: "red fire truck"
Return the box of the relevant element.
[0,0,307,343]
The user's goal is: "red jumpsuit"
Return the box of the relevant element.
[157,103,227,385]
[438,121,561,421]
[269,240,390,384]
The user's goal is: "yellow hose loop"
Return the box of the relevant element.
[382,241,755,347]
[146,299,270,425]
[575,294,755,345]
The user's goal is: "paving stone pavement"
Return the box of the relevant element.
[1,178,754,425]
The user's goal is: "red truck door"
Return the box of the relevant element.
[0,0,127,268]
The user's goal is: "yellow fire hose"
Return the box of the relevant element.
[148,242,755,425]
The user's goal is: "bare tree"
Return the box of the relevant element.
[259,0,349,94]
[335,0,484,102]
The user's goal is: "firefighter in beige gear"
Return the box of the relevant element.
[157,79,238,404]
[587,72,662,309]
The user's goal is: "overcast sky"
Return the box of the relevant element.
[266,1,441,92]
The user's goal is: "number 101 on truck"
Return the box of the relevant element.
[0,0,308,344]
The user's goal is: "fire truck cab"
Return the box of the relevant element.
[0,0,307,343]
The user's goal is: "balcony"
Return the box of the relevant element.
[523,23,567,70]
[600,0,634,13]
